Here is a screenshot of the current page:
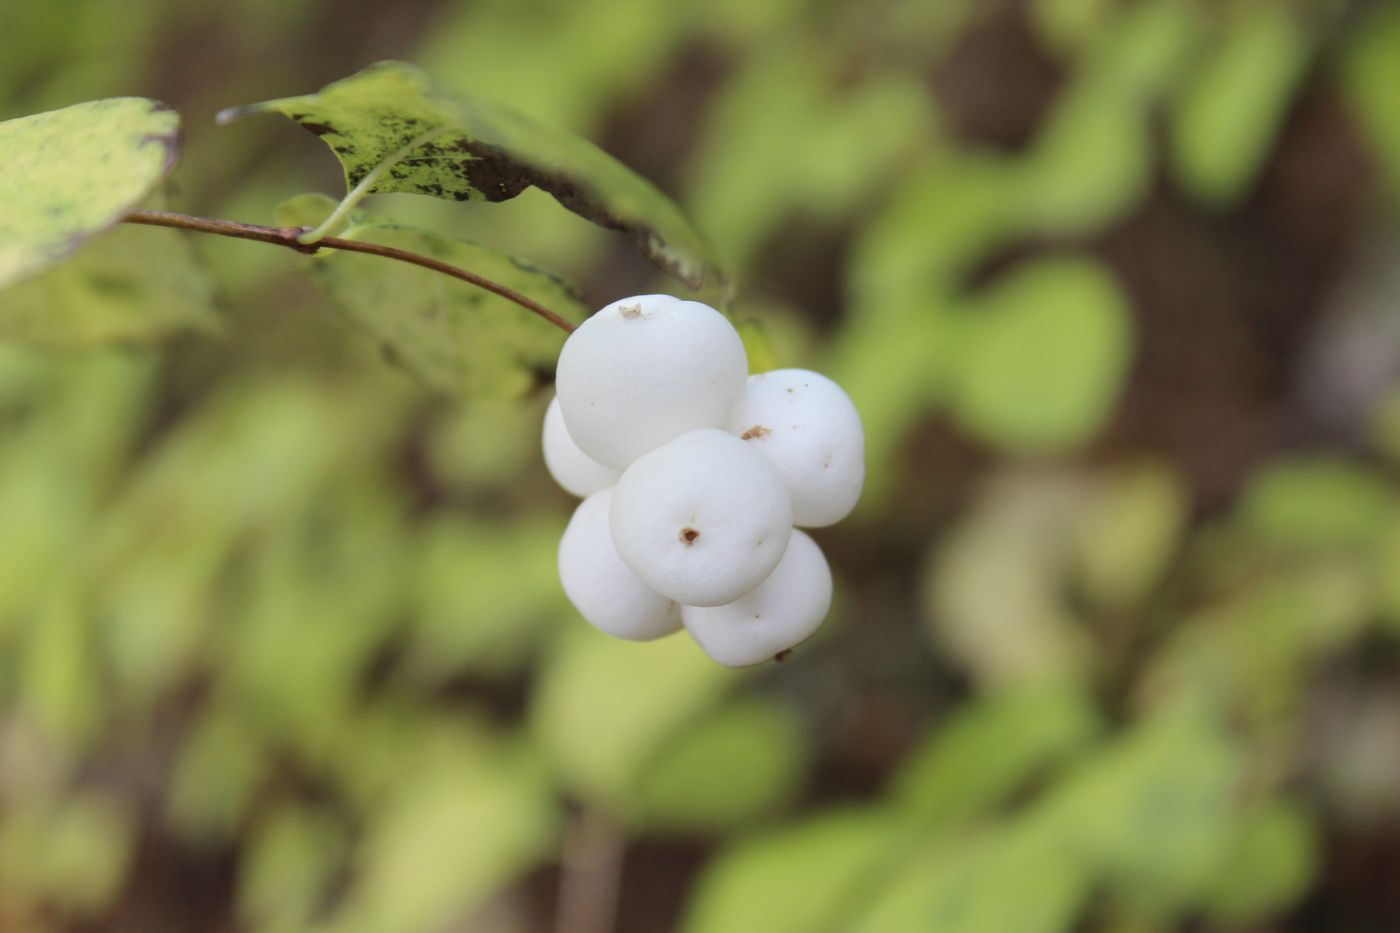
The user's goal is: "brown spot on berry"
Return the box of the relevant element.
[740,425,772,440]
[774,649,793,663]
[680,527,700,545]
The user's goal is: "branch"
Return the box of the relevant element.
[123,209,577,334]
[554,807,625,933]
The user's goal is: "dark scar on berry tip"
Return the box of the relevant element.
[680,527,700,545]
[774,649,792,663]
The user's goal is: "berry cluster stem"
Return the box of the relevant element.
[122,209,577,334]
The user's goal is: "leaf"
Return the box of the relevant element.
[1044,702,1242,911]
[737,317,781,373]
[680,806,910,933]
[333,726,558,932]
[1015,78,1151,236]
[226,61,725,289]
[277,193,586,400]
[1238,456,1392,551]
[407,514,567,679]
[1203,799,1317,923]
[0,97,179,289]
[849,820,1093,933]
[1344,3,1400,200]
[0,791,135,915]
[952,257,1133,454]
[633,698,807,834]
[890,684,1101,828]
[1016,0,1200,234]
[1072,462,1188,611]
[0,225,219,346]
[19,588,102,755]
[166,709,268,844]
[239,805,346,932]
[1170,3,1309,206]
[531,626,735,809]
[923,471,1097,687]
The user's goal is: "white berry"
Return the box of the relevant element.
[558,489,681,641]
[555,295,748,468]
[726,369,865,527]
[682,529,833,667]
[542,395,620,497]
[610,429,793,607]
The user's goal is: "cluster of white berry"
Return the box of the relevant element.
[543,295,864,667]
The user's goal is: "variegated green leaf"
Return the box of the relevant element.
[225,61,725,290]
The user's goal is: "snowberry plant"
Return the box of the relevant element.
[0,61,861,666]
[549,295,863,666]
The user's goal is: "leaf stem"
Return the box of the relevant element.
[123,209,576,334]
[297,126,449,245]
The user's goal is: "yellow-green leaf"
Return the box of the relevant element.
[0,97,179,289]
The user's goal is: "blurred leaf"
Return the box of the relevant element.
[952,257,1133,453]
[849,154,1018,313]
[0,97,178,288]
[1377,515,1400,632]
[1072,463,1188,611]
[689,41,931,269]
[228,61,725,289]
[1203,798,1317,923]
[18,588,102,755]
[1238,456,1392,551]
[93,381,379,709]
[0,351,151,639]
[167,708,267,844]
[240,805,347,932]
[850,817,1092,933]
[1016,82,1149,235]
[532,626,735,808]
[680,806,909,933]
[1083,0,1202,102]
[737,317,781,374]
[634,698,807,834]
[424,396,544,491]
[408,514,567,678]
[925,471,1096,686]
[1030,0,1115,58]
[418,0,685,133]
[1045,703,1241,911]
[331,729,557,933]
[0,225,220,346]
[1344,2,1400,199]
[0,791,134,915]
[890,684,1101,828]
[1018,0,1200,233]
[1170,4,1309,206]
[835,155,1015,509]
[225,488,406,747]
[277,192,585,400]
[1150,562,1373,724]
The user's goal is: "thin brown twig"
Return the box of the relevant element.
[123,209,577,334]
[554,807,626,933]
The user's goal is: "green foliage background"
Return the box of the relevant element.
[4,0,1400,930]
